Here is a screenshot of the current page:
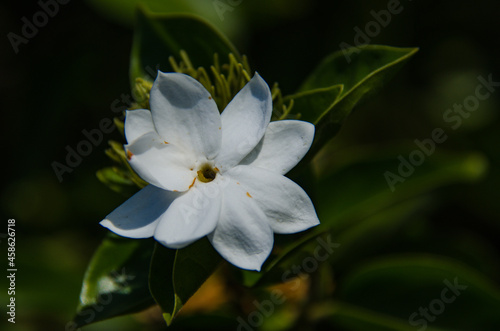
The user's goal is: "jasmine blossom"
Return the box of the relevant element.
[100,72,319,271]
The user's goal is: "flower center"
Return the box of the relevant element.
[197,163,218,183]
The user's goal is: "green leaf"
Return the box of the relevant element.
[130,7,240,87]
[73,234,155,328]
[299,45,417,92]
[336,255,500,330]
[149,238,222,326]
[298,45,418,155]
[148,242,177,324]
[284,85,343,124]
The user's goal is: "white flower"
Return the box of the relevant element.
[100,71,319,271]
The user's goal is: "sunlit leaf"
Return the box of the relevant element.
[73,234,155,327]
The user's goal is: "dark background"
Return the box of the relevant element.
[1,0,499,330]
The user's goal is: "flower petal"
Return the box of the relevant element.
[149,72,221,160]
[216,73,273,171]
[227,165,320,234]
[126,131,196,192]
[154,180,223,249]
[239,120,315,175]
[124,108,155,143]
[208,178,273,271]
[100,185,177,238]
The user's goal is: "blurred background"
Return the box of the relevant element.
[1,0,499,330]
